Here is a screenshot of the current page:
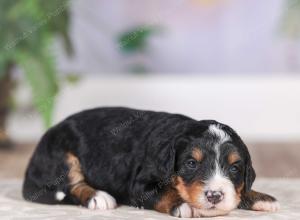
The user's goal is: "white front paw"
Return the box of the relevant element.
[87,191,117,210]
[171,203,193,218]
[171,203,230,218]
[252,201,280,212]
[192,208,229,217]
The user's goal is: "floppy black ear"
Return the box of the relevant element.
[155,139,176,177]
[129,136,179,208]
[134,136,177,185]
[244,156,256,192]
[221,124,256,192]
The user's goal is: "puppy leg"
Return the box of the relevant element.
[238,190,280,212]
[154,189,226,218]
[154,187,191,218]
[154,187,206,218]
[66,152,117,210]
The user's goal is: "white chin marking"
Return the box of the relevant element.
[87,191,117,210]
[252,201,280,212]
[55,191,66,201]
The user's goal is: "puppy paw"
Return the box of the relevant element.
[87,191,117,210]
[171,203,193,218]
[239,190,280,212]
[170,203,229,218]
[252,201,280,212]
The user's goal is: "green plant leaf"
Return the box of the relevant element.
[0,0,72,128]
[16,50,59,128]
[280,0,300,38]
[118,25,158,53]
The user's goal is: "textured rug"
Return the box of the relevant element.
[0,178,299,220]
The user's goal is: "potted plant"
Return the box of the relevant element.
[0,0,72,148]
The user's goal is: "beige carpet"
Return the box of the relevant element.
[0,179,299,220]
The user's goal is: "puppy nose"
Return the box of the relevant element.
[205,190,224,204]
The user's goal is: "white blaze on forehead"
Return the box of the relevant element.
[199,125,238,211]
[208,124,230,144]
[208,124,231,163]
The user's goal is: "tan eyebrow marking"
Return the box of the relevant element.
[228,152,241,164]
[192,148,203,161]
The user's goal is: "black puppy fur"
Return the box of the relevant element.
[23,107,278,217]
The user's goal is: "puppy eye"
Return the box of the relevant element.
[230,164,239,173]
[186,159,197,169]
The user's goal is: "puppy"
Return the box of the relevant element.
[23,107,279,217]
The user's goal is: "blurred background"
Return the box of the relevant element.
[0,0,300,179]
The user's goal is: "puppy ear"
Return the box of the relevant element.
[244,157,256,192]
[156,139,176,177]
[221,124,256,192]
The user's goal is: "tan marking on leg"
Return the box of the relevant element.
[192,148,203,162]
[228,152,241,165]
[239,189,278,211]
[154,187,181,214]
[66,152,96,205]
[247,190,275,202]
[175,176,204,208]
[175,177,190,202]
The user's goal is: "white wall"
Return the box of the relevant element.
[56,0,300,74]
[8,75,300,142]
